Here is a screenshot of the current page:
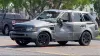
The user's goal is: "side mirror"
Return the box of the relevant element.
[57,18,63,27]
[62,20,68,22]
[80,19,83,22]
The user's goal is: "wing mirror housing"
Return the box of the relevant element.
[57,18,63,27]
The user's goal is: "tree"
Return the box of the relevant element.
[22,0,48,18]
[94,0,100,16]
[77,0,93,11]
[11,0,23,13]
[46,0,93,10]
[0,0,94,17]
[0,0,11,12]
[61,0,78,9]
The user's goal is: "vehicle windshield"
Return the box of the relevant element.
[37,11,60,23]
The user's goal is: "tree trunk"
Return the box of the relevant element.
[15,8,20,13]
[56,0,62,9]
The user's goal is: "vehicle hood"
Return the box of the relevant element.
[15,20,55,27]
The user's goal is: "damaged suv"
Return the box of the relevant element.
[10,9,99,46]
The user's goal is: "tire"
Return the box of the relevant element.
[57,41,68,45]
[35,32,50,47]
[79,31,92,46]
[2,30,5,35]
[15,40,30,46]
[3,26,10,35]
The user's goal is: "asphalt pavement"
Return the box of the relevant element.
[0,33,100,56]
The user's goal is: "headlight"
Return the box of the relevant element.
[26,27,33,31]
[26,27,37,31]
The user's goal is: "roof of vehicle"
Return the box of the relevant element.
[44,9,89,13]
[0,13,20,15]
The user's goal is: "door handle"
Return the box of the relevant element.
[80,25,86,27]
[87,22,94,24]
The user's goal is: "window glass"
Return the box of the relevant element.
[37,11,60,23]
[73,13,82,22]
[61,12,69,21]
[37,11,59,19]
[0,14,4,19]
[14,14,23,19]
[5,14,14,19]
[82,14,92,21]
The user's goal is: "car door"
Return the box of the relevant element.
[82,13,97,38]
[54,12,74,41]
[0,14,4,30]
[71,12,86,40]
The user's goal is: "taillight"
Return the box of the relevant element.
[12,20,16,25]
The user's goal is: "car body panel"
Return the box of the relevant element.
[0,13,29,33]
[10,9,99,42]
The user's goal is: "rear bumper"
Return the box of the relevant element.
[10,31,38,41]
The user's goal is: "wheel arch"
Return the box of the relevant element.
[3,24,9,29]
[80,30,93,39]
[2,24,9,31]
[37,28,53,41]
[2,24,10,35]
[40,31,52,41]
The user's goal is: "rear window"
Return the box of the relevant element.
[0,14,4,19]
[82,13,92,22]
[14,14,23,19]
[5,14,25,19]
[0,14,4,16]
[5,14,15,19]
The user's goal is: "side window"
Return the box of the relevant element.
[14,15,22,19]
[0,14,4,19]
[61,12,70,22]
[5,14,14,19]
[73,13,82,22]
[82,14,92,21]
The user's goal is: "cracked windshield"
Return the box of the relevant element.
[0,0,100,56]
[37,11,59,23]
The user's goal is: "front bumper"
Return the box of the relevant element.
[10,31,38,41]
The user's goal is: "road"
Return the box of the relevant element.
[0,33,100,56]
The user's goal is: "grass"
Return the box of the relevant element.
[96,28,100,39]
[96,35,100,39]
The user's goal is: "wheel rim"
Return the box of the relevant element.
[18,40,26,44]
[16,40,29,45]
[5,27,9,35]
[82,32,91,44]
[38,33,49,46]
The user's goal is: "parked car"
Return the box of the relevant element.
[10,9,99,47]
[0,13,29,35]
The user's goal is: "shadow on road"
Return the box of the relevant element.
[0,32,81,48]
[0,44,81,48]
[0,33,5,36]
[0,32,9,36]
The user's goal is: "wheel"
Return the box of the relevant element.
[35,32,50,47]
[15,40,30,46]
[2,30,5,35]
[79,31,91,46]
[57,41,68,45]
[2,26,10,35]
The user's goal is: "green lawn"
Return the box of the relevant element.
[96,28,100,39]
[96,35,100,39]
